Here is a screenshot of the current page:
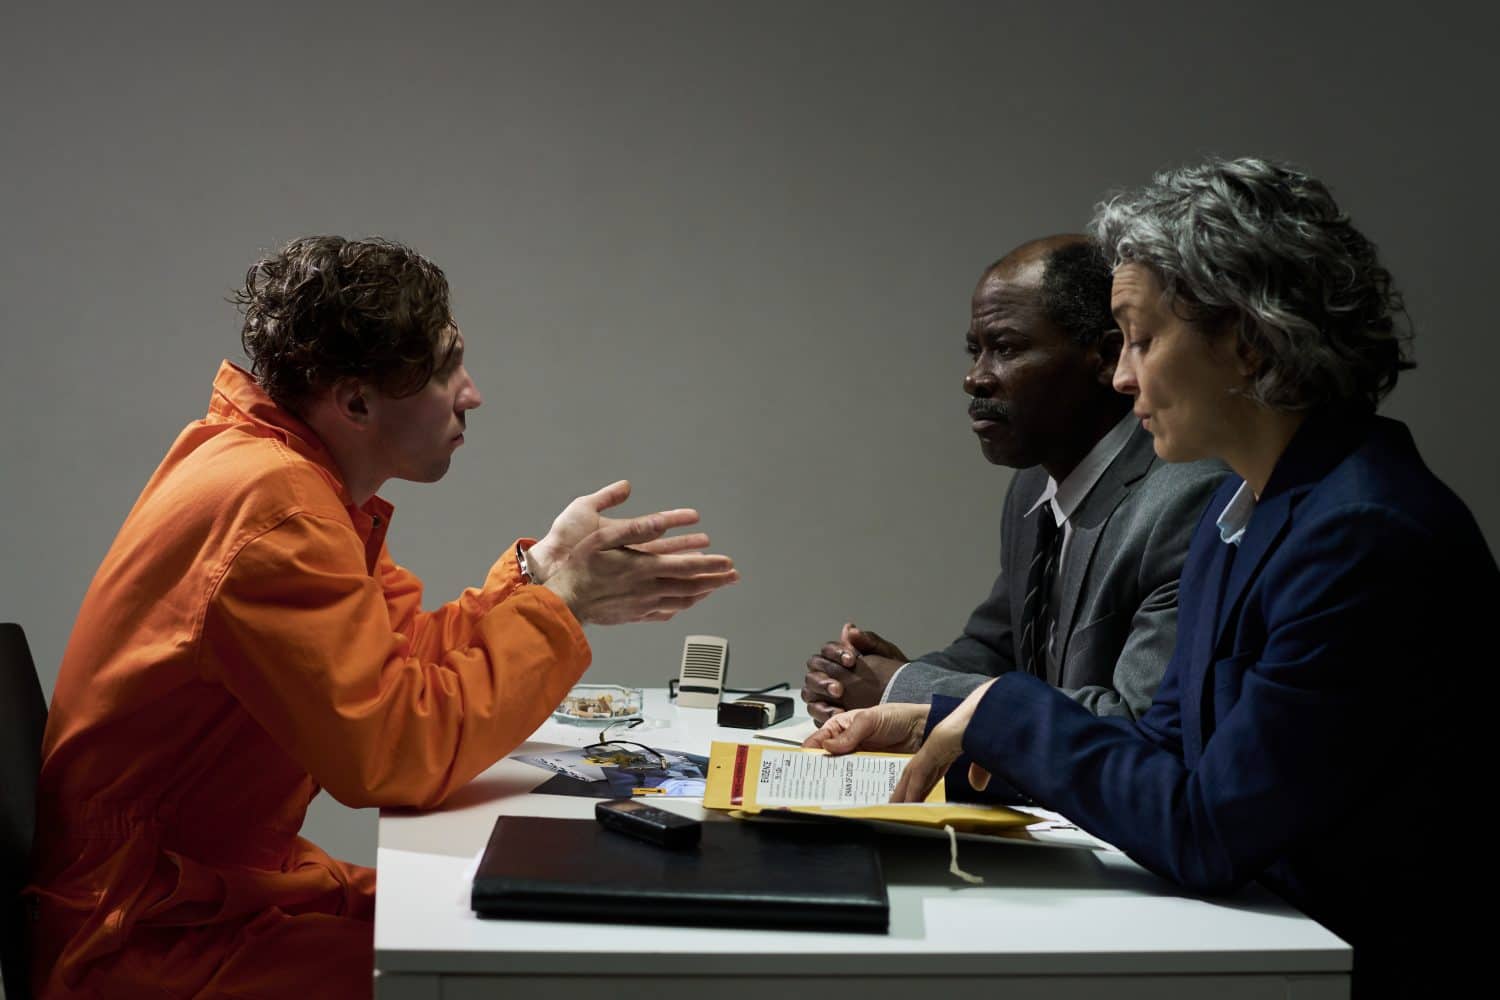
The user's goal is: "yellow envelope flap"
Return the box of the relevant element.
[751,801,1036,830]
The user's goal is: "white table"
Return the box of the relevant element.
[375,690,1350,999]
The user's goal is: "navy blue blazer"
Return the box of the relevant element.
[934,414,1496,994]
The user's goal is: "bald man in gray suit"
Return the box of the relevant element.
[804,237,1226,722]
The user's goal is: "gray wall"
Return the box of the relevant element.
[3,1,1494,869]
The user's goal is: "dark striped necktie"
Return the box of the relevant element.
[1020,506,1062,679]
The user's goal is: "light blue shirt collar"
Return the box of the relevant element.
[1215,480,1257,546]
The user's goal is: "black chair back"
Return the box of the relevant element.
[0,623,47,1000]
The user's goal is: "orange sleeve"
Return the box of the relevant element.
[377,541,536,663]
[200,511,590,809]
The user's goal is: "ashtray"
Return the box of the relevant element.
[552,684,643,724]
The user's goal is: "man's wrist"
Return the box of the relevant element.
[523,538,558,584]
[878,662,913,705]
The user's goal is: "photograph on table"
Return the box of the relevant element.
[514,744,709,798]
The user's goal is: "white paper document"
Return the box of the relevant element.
[752,748,905,806]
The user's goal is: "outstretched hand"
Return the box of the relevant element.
[532,480,738,625]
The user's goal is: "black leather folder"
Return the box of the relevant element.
[471,815,889,932]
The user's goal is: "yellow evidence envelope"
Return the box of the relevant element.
[702,740,1037,833]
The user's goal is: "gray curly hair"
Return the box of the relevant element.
[1092,157,1413,413]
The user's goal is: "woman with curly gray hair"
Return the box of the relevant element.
[808,157,1496,997]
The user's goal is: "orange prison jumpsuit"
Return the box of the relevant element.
[28,362,591,998]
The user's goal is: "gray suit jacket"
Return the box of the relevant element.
[886,425,1227,718]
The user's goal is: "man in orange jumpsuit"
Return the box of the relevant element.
[27,236,739,998]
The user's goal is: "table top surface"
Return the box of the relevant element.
[375,688,1351,977]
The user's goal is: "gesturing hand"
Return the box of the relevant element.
[535,481,738,625]
[527,480,716,582]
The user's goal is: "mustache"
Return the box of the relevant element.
[968,400,1009,420]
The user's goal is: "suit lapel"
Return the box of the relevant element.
[1183,413,1375,761]
[1053,426,1156,672]
[1183,535,1236,765]
[1206,412,1373,654]
[1006,466,1048,611]
[1050,518,1102,685]
[1210,491,1295,654]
